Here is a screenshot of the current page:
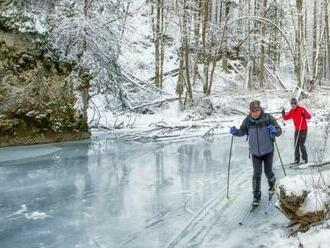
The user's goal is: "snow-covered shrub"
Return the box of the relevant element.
[46,0,129,110]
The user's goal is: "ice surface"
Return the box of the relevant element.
[0,145,62,163]
[0,128,329,248]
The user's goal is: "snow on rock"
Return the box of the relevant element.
[277,172,330,225]
[278,174,311,196]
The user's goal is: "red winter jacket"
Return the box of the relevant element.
[282,105,311,131]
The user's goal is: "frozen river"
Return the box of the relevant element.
[0,126,329,248]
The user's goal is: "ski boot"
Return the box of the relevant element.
[252,177,261,206]
[252,192,261,207]
[268,177,276,194]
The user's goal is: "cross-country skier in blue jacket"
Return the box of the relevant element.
[230,100,282,206]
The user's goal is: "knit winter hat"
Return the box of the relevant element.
[290,98,298,105]
[249,100,261,112]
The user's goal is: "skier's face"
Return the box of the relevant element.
[291,103,297,109]
[250,109,261,119]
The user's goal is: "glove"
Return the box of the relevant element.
[230,126,239,135]
[281,109,285,116]
[267,125,277,138]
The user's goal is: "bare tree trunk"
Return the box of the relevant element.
[176,46,185,99]
[159,0,166,89]
[192,0,202,86]
[294,0,303,88]
[151,1,155,36]
[259,0,267,88]
[79,0,90,61]
[154,0,161,88]
[222,0,230,73]
[153,0,167,89]
[183,0,193,100]
[248,0,251,56]
[325,0,330,82]
[203,0,212,94]
[313,0,318,77]
[209,15,230,95]
[202,0,210,48]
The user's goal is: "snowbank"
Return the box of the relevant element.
[272,227,330,248]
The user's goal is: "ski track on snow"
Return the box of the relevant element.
[165,172,250,248]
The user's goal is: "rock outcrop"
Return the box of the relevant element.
[0,26,90,146]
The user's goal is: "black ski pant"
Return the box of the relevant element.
[294,130,308,162]
[251,151,276,196]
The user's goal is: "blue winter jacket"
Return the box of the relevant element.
[234,111,282,157]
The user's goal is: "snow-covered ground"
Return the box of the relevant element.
[1,127,330,248]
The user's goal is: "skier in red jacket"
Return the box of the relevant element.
[282,98,311,164]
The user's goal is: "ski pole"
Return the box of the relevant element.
[226,135,234,199]
[274,139,286,176]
